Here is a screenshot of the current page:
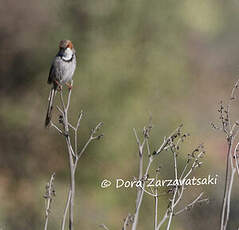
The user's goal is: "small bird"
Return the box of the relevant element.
[45,40,76,127]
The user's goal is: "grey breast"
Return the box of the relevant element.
[53,56,76,84]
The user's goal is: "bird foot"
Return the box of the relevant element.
[54,80,62,91]
[65,82,73,90]
[57,85,62,91]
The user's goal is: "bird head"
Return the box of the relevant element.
[58,40,75,61]
[59,40,74,50]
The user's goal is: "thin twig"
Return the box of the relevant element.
[99,224,110,230]
[122,214,130,230]
[173,192,205,216]
[132,156,153,230]
[74,111,83,155]
[44,173,55,230]
[156,211,168,230]
[59,85,75,230]
[154,193,158,230]
[217,79,239,230]
[50,121,64,135]
[166,146,178,230]
[61,190,72,230]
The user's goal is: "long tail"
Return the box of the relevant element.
[45,87,56,127]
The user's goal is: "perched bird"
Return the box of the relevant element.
[45,40,76,127]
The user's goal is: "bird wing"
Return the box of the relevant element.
[47,64,55,84]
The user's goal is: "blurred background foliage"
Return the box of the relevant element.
[1,0,239,229]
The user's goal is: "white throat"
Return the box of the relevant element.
[62,47,73,61]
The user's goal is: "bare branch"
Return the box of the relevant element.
[66,80,73,111]
[122,214,133,230]
[57,106,64,115]
[123,214,130,230]
[215,79,239,230]
[155,125,183,155]
[77,122,103,160]
[99,224,110,230]
[166,144,179,230]
[61,190,72,230]
[228,78,239,129]
[50,121,64,136]
[156,211,169,230]
[173,192,207,216]
[154,193,158,230]
[43,173,56,230]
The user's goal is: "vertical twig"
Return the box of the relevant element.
[122,214,130,230]
[234,141,239,178]
[44,173,56,230]
[218,79,239,230]
[154,191,158,230]
[131,126,153,230]
[166,145,178,230]
[61,190,72,230]
[59,85,76,230]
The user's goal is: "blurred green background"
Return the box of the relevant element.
[1,0,239,229]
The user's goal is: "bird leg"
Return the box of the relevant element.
[54,80,62,91]
[65,82,73,90]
